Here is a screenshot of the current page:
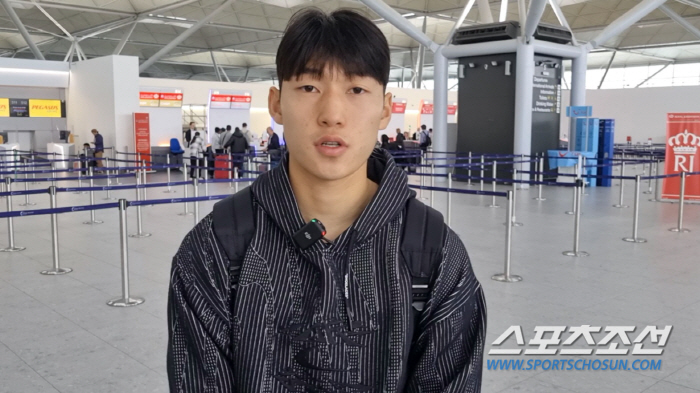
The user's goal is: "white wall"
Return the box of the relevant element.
[560,85,700,144]
[0,58,69,88]
[68,56,139,153]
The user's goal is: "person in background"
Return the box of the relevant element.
[241,122,254,145]
[188,131,205,179]
[218,125,232,154]
[185,122,195,147]
[418,124,430,151]
[212,127,222,151]
[380,134,390,149]
[403,131,409,141]
[90,129,104,170]
[395,128,405,143]
[264,127,281,169]
[224,126,249,172]
[80,143,94,172]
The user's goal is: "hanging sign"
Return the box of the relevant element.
[663,113,700,201]
[392,101,406,114]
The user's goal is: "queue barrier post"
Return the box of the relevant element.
[669,171,691,233]
[447,173,452,226]
[107,199,145,307]
[563,180,589,257]
[650,159,661,202]
[510,169,523,227]
[83,166,103,225]
[429,163,435,208]
[488,161,499,208]
[234,167,239,194]
[643,159,654,195]
[1,178,25,252]
[204,165,209,196]
[164,154,174,193]
[129,173,151,238]
[193,178,199,225]
[40,186,72,275]
[103,157,115,201]
[534,155,546,201]
[623,175,647,243]
[19,170,36,206]
[179,175,193,216]
[492,190,522,283]
[467,151,473,187]
[480,155,485,191]
[141,160,148,202]
[613,161,629,208]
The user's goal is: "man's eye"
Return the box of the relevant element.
[351,87,366,94]
[301,86,317,93]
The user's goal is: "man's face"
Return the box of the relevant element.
[268,66,392,182]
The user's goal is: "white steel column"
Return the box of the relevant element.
[570,49,588,147]
[477,0,494,23]
[659,4,700,39]
[113,21,137,55]
[587,0,667,49]
[433,49,448,180]
[513,39,535,187]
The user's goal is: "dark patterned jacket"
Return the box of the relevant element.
[167,149,486,392]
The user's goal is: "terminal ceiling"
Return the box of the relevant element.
[1,0,700,82]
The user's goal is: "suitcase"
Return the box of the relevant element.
[214,154,229,179]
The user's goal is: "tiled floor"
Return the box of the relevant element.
[0,166,699,393]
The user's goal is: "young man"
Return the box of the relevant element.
[396,127,405,143]
[168,8,485,392]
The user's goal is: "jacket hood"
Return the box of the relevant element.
[251,149,413,253]
[233,129,244,137]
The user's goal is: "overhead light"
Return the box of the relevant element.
[491,61,498,66]
[402,13,415,17]
[468,62,476,68]
[0,68,68,75]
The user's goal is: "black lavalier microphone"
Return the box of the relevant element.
[293,219,326,250]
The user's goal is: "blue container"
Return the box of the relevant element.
[597,119,615,187]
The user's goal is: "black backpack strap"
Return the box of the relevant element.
[212,187,255,288]
[400,197,446,312]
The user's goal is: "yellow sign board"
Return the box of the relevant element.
[28,99,62,117]
[0,98,8,117]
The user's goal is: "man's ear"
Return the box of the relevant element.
[378,92,392,129]
[268,86,283,125]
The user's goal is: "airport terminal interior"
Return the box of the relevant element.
[1,0,700,392]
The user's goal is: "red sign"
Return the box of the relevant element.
[159,92,183,107]
[231,95,251,103]
[133,112,151,167]
[392,102,406,114]
[211,94,232,102]
[421,103,434,115]
[447,105,458,115]
[663,113,700,201]
[139,92,159,107]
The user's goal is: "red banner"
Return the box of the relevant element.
[447,105,458,115]
[139,92,160,107]
[663,113,700,201]
[392,102,406,114]
[420,103,434,115]
[133,112,151,167]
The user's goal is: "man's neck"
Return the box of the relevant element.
[288,159,377,241]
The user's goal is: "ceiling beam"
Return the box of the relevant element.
[659,4,700,39]
[139,0,236,73]
[113,22,137,55]
[8,0,134,17]
[0,0,44,59]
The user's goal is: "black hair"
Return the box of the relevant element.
[276,8,390,89]
[215,127,220,132]
[226,125,231,131]
[381,134,389,144]
[194,132,200,137]
[235,127,240,132]
[242,123,247,127]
